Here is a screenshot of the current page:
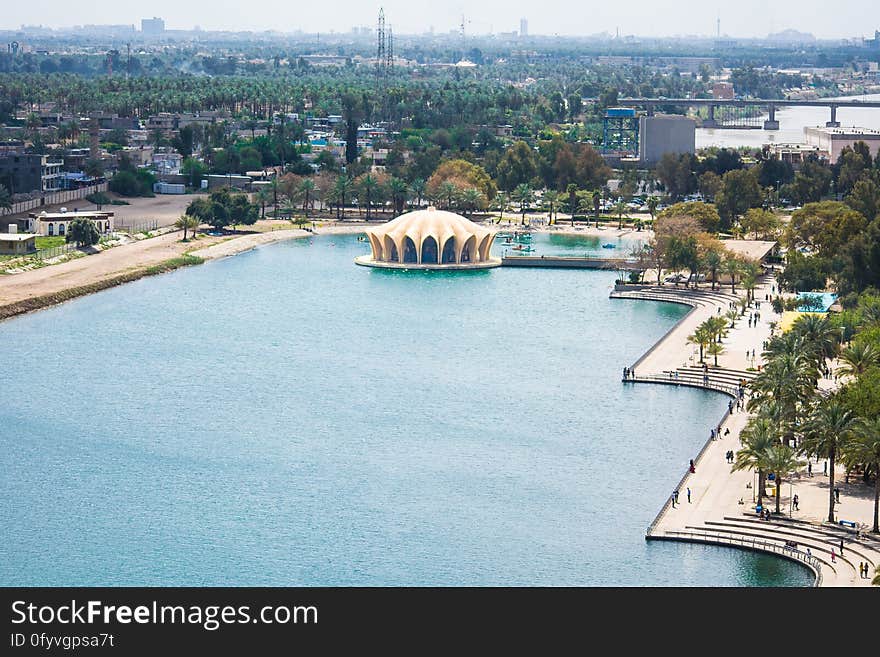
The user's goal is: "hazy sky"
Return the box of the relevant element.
[3,0,877,39]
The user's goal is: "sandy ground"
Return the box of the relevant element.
[0,220,368,310]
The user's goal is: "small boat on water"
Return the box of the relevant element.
[602,243,616,249]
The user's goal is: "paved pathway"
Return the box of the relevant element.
[613,275,880,586]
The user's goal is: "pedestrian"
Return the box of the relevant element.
[824,461,828,476]
[831,548,836,563]
[724,427,730,437]
[689,459,695,473]
[711,428,716,440]
[834,487,840,503]
[687,487,691,503]
[839,538,844,555]
[807,461,812,477]
[728,400,734,414]
[631,368,635,379]
[793,494,799,511]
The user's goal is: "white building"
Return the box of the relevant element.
[803,126,880,162]
[26,210,114,237]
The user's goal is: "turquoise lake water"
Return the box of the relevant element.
[0,234,811,586]
[494,230,646,258]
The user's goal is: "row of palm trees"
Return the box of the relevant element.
[687,316,729,366]
[735,313,880,533]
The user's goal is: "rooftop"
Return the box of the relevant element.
[720,239,777,262]
[0,233,36,241]
[29,210,114,220]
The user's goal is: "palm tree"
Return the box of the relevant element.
[614,200,628,230]
[592,189,601,228]
[838,342,880,378]
[254,187,272,219]
[174,214,200,241]
[722,257,741,294]
[848,417,880,533]
[409,178,426,208]
[460,187,484,218]
[332,175,353,220]
[725,309,740,329]
[436,181,460,211]
[791,313,841,367]
[543,189,559,225]
[514,183,532,225]
[358,174,379,220]
[646,196,659,224]
[733,417,780,508]
[706,341,724,367]
[762,444,804,514]
[388,177,409,215]
[494,192,510,222]
[566,184,578,224]
[704,248,722,291]
[687,325,713,363]
[705,316,728,343]
[801,397,859,523]
[298,178,316,217]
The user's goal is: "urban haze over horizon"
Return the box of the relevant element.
[2,0,877,40]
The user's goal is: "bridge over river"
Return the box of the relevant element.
[590,97,880,130]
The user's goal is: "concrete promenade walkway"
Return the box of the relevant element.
[612,276,880,586]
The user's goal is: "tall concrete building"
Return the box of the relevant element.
[141,17,165,37]
[638,114,696,165]
[519,18,528,37]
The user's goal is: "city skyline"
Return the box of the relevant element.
[1,0,878,40]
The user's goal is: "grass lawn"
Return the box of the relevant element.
[35,236,66,249]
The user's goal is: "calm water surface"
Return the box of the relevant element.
[0,235,811,586]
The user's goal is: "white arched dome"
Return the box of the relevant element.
[355,207,500,270]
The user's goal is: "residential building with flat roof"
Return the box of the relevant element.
[804,126,880,161]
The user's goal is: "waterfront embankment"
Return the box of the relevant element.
[613,277,880,586]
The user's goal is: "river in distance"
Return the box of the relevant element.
[0,234,811,586]
[696,92,880,149]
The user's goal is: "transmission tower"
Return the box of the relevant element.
[386,25,394,72]
[376,8,386,79]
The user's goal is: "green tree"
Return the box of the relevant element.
[496,141,537,192]
[847,417,880,533]
[802,397,859,523]
[65,218,100,247]
[514,183,533,225]
[174,214,200,241]
[762,444,804,514]
[733,417,780,508]
[715,169,762,231]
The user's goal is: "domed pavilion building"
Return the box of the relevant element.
[355,207,501,270]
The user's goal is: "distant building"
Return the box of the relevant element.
[141,17,165,37]
[0,154,63,194]
[25,210,114,237]
[712,82,735,100]
[804,126,880,161]
[519,18,528,37]
[638,114,696,165]
[0,231,36,256]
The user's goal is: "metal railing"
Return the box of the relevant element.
[634,373,742,398]
[663,529,823,587]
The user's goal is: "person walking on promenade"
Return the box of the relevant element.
[793,494,799,511]
[834,487,840,503]
[839,538,844,555]
[831,548,836,563]
[672,490,678,508]
[824,461,828,476]
[687,487,691,503]
[689,459,695,473]
[808,461,812,477]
